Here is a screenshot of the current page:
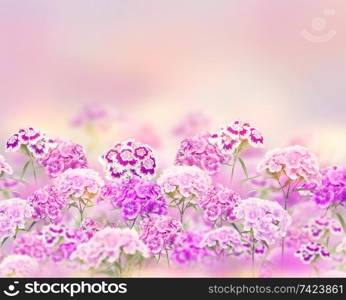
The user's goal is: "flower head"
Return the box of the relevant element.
[175,133,230,175]
[0,198,31,244]
[71,227,149,269]
[27,185,68,223]
[235,198,291,245]
[99,178,167,221]
[6,128,56,159]
[99,140,157,180]
[198,184,240,224]
[257,145,320,184]
[157,165,211,201]
[209,120,263,155]
[295,241,330,264]
[37,140,88,178]
[140,215,182,255]
[54,168,104,205]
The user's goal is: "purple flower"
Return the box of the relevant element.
[99,140,158,180]
[175,133,230,175]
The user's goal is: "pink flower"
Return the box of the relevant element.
[99,140,158,180]
[257,145,321,185]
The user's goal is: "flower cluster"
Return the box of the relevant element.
[158,165,211,200]
[257,145,320,184]
[6,127,56,159]
[170,231,209,265]
[0,154,13,176]
[209,120,264,155]
[200,227,244,256]
[303,216,342,240]
[71,228,149,269]
[295,241,330,264]
[0,255,39,277]
[198,184,240,224]
[139,215,182,255]
[175,133,230,175]
[13,220,100,263]
[100,178,168,221]
[304,166,346,208]
[99,140,157,180]
[0,198,31,244]
[54,168,104,205]
[37,140,88,178]
[235,198,291,245]
[27,185,68,223]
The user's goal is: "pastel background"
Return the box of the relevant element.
[1,0,345,165]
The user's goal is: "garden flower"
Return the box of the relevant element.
[0,255,39,277]
[0,154,13,176]
[200,226,244,256]
[175,133,230,175]
[295,241,330,264]
[139,215,182,255]
[157,166,212,223]
[303,216,342,240]
[37,140,88,178]
[54,169,104,218]
[198,184,240,225]
[6,127,56,159]
[100,178,168,222]
[257,145,320,185]
[301,166,346,208]
[235,198,291,245]
[170,231,210,265]
[0,198,32,244]
[27,185,68,224]
[99,140,157,180]
[71,227,149,274]
[209,120,264,155]
[12,232,50,261]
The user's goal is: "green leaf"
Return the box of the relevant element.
[20,160,31,180]
[1,236,10,247]
[335,213,346,233]
[241,174,262,183]
[238,157,248,179]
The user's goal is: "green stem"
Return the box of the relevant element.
[230,150,239,184]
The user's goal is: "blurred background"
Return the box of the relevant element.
[1,0,345,166]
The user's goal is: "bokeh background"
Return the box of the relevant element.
[1,0,345,166]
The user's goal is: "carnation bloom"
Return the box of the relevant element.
[198,184,240,225]
[157,166,212,223]
[302,166,346,208]
[54,168,104,206]
[139,215,182,255]
[200,226,244,256]
[257,145,320,185]
[37,140,88,178]
[71,228,149,271]
[27,185,68,224]
[170,231,209,265]
[0,198,31,244]
[158,166,211,200]
[6,127,56,159]
[99,140,157,180]
[99,178,167,221]
[295,241,330,264]
[302,216,342,240]
[235,198,291,245]
[0,255,39,277]
[209,120,264,155]
[175,133,230,175]
[0,154,13,176]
